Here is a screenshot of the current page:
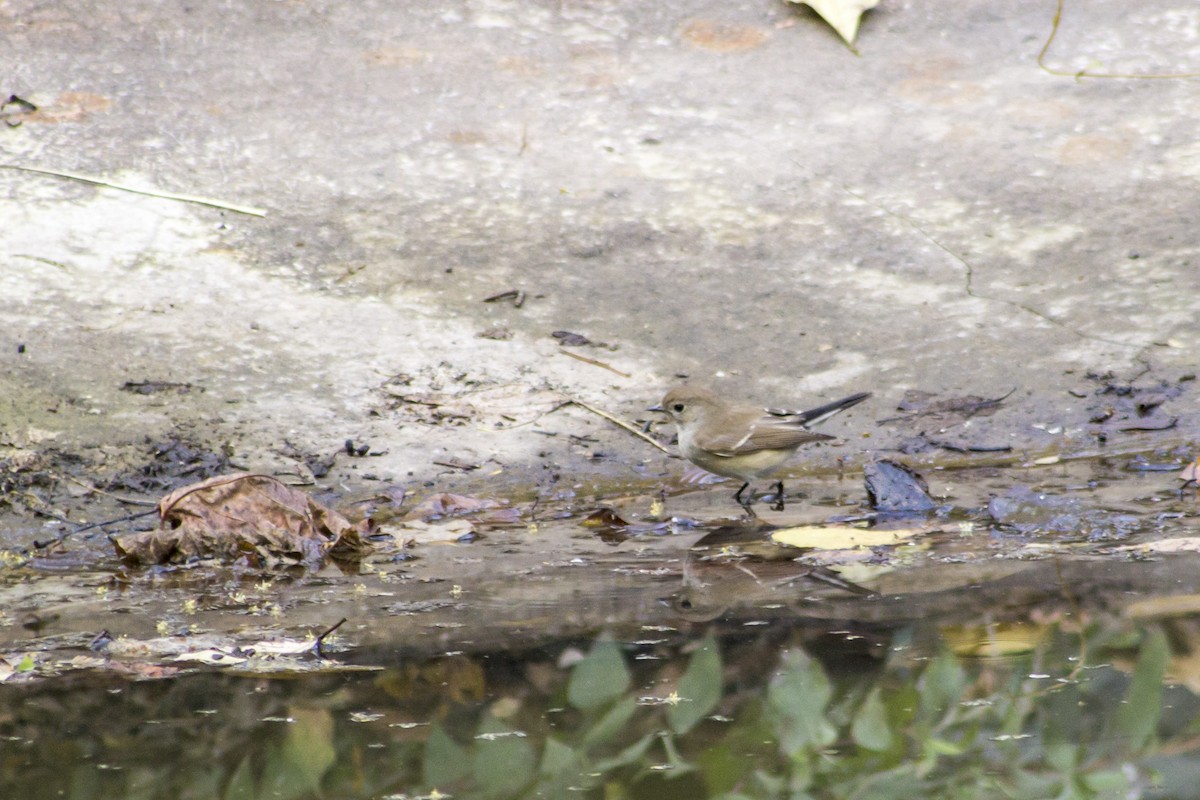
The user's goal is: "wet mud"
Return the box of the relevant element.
[3,441,1199,798]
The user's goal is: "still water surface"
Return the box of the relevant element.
[3,457,1200,799]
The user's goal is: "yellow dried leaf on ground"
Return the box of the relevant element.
[788,0,879,46]
[770,525,923,550]
[1118,537,1200,554]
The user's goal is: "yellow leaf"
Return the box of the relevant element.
[769,525,922,550]
[1119,537,1200,554]
[941,622,1046,658]
[1125,594,1200,620]
[789,0,879,46]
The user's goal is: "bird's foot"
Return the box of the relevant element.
[770,481,786,512]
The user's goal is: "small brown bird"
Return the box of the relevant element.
[651,385,870,513]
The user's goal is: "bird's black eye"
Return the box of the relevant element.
[672,403,685,413]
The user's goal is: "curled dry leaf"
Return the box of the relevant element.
[396,518,478,546]
[112,473,372,567]
[581,508,630,528]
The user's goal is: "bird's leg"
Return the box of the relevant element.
[771,480,785,512]
[733,482,757,517]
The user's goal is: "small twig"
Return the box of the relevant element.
[561,395,672,455]
[1038,0,1200,81]
[482,288,526,308]
[314,617,349,658]
[558,348,632,378]
[433,459,480,472]
[51,472,158,507]
[33,508,159,550]
[0,163,267,217]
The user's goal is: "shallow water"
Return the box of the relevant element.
[3,455,1200,799]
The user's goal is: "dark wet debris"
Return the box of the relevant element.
[106,439,231,495]
[551,330,595,347]
[550,330,619,351]
[864,460,937,514]
[0,93,37,126]
[895,432,1012,455]
[881,388,1014,423]
[1078,369,1188,439]
[121,380,199,395]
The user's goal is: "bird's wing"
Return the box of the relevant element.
[696,418,834,456]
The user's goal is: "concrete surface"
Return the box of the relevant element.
[2,0,1197,499]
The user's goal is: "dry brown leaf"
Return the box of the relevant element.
[113,473,371,567]
[405,492,504,520]
[788,0,879,46]
[581,508,630,528]
[396,519,477,545]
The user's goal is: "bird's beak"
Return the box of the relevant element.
[647,403,665,413]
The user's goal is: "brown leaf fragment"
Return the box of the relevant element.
[476,327,513,340]
[581,508,630,528]
[405,492,504,520]
[680,19,770,52]
[1136,393,1167,415]
[551,330,593,347]
[1118,417,1177,433]
[112,473,371,567]
[891,388,1015,420]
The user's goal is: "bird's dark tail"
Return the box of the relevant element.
[770,391,871,426]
